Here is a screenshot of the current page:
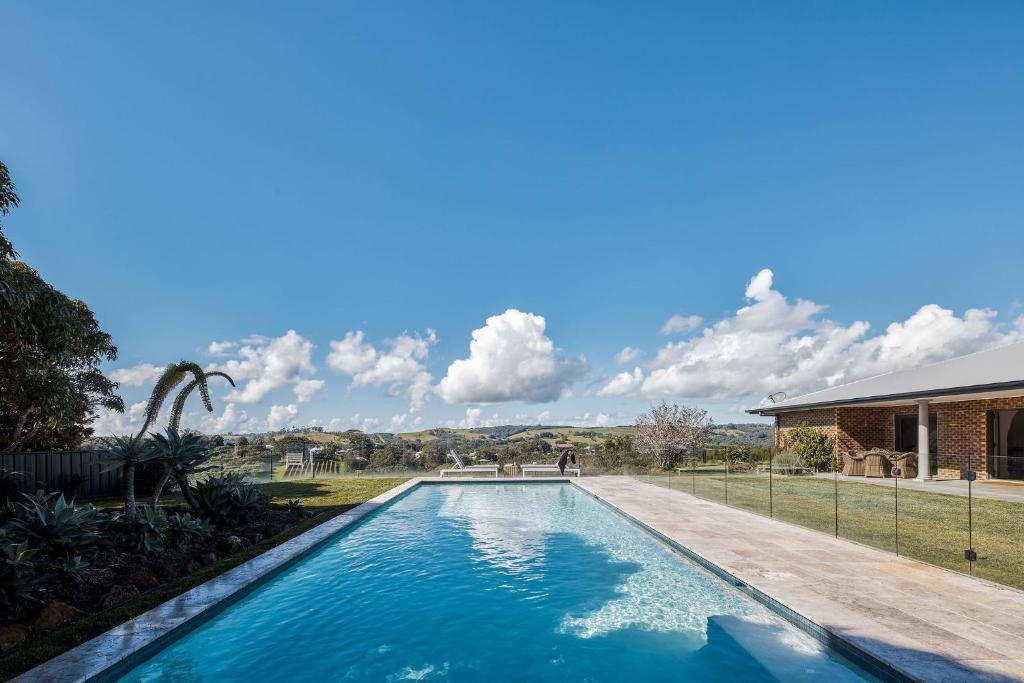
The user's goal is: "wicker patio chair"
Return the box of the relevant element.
[888,451,918,479]
[840,451,865,476]
[863,449,892,478]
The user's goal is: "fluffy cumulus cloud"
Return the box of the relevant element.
[208,330,322,404]
[660,314,703,335]
[108,363,164,388]
[207,341,237,356]
[615,346,641,364]
[326,329,437,411]
[602,268,1024,403]
[266,404,299,431]
[437,309,587,404]
[597,368,644,397]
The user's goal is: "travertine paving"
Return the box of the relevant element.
[575,476,1024,683]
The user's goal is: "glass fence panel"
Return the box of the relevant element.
[972,455,1024,591]
[836,452,896,553]
[692,455,727,504]
[770,452,836,534]
[724,452,771,516]
[894,453,969,574]
[648,470,674,490]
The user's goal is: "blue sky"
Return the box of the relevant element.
[3,2,1023,434]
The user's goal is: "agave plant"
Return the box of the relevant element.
[98,433,154,521]
[169,371,235,430]
[140,362,234,503]
[148,427,214,511]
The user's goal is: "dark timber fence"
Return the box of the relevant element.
[0,450,121,501]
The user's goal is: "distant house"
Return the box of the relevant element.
[748,342,1024,481]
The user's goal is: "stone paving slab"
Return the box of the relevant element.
[574,476,1024,683]
[14,478,422,683]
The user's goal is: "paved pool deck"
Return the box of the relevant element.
[575,476,1024,683]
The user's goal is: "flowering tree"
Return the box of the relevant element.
[634,402,714,470]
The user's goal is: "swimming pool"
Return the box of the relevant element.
[113,483,881,682]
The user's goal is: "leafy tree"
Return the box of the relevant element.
[0,161,19,260]
[635,402,714,470]
[0,162,123,449]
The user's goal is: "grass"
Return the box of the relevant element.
[645,471,1024,590]
[0,477,408,681]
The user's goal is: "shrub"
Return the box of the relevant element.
[117,506,170,553]
[10,492,108,557]
[0,541,38,610]
[785,423,837,471]
[166,512,213,548]
[771,451,807,475]
[194,474,266,525]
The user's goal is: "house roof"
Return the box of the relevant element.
[748,342,1024,415]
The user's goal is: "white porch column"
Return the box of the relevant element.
[916,399,931,481]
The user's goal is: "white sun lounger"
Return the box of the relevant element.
[440,451,499,478]
[520,463,581,477]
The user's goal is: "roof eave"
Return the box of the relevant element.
[746,379,1024,416]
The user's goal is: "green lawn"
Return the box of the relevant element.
[645,471,1024,590]
[0,477,408,681]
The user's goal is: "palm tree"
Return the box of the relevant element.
[99,433,153,521]
[148,427,212,511]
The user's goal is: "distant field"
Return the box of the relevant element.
[251,423,773,449]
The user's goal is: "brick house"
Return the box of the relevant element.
[748,343,1024,481]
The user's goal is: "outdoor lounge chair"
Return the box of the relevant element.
[439,451,499,478]
[889,451,918,479]
[283,451,309,477]
[840,451,865,476]
[862,449,892,478]
[520,461,581,477]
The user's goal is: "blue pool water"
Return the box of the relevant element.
[117,484,878,682]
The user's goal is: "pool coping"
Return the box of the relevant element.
[17,476,907,682]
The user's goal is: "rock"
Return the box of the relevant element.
[184,559,202,574]
[200,552,218,566]
[0,624,28,651]
[32,602,83,631]
[219,535,248,554]
[129,570,159,591]
[99,585,140,610]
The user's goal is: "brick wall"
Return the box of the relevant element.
[776,396,1024,480]
[776,409,836,450]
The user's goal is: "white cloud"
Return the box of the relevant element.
[327,329,437,411]
[208,330,320,404]
[90,401,147,436]
[616,346,641,364]
[266,404,299,431]
[630,268,1024,402]
[437,309,587,404]
[597,368,644,397]
[458,407,503,429]
[535,410,551,424]
[660,314,704,335]
[294,379,325,403]
[594,413,615,427]
[207,341,237,356]
[108,363,164,388]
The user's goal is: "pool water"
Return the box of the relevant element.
[117,484,878,682]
